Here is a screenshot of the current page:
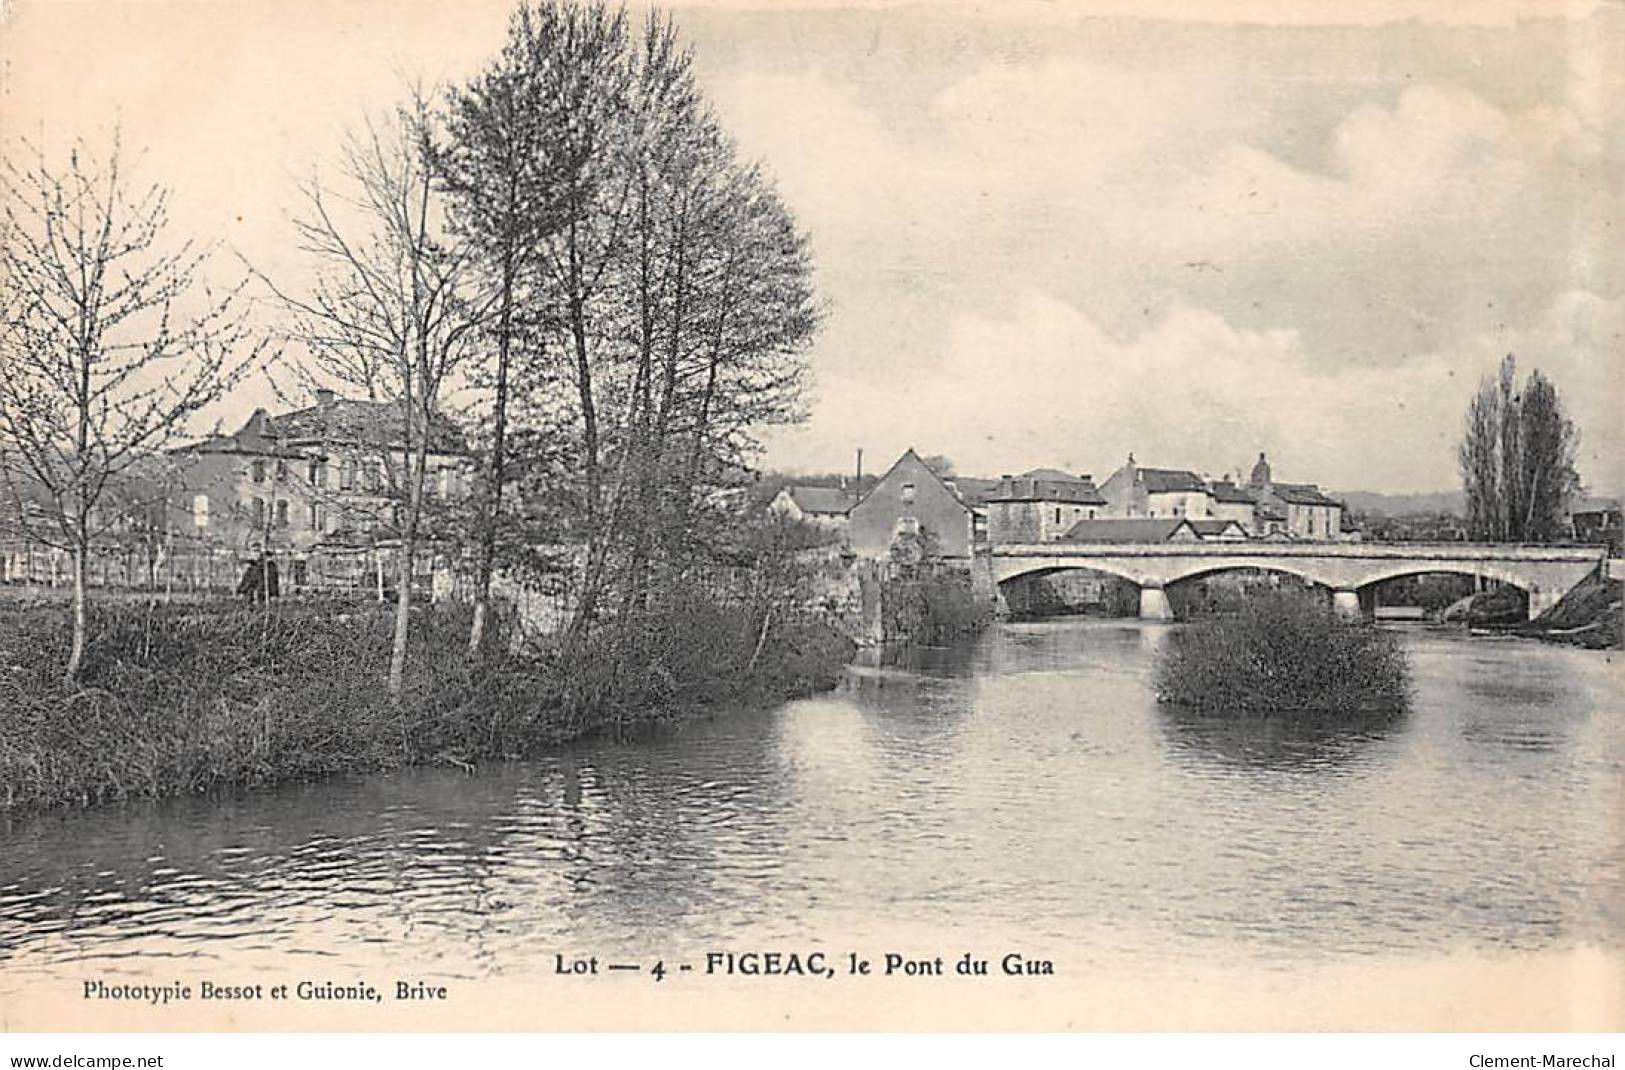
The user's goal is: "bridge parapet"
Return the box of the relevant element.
[990,541,1605,621]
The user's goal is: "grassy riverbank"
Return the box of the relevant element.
[0,598,854,812]
[1154,592,1410,714]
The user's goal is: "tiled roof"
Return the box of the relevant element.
[1209,481,1257,504]
[1062,517,1195,543]
[785,485,854,516]
[172,415,303,458]
[988,470,1106,505]
[269,398,468,454]
[1272,482,1341,507]
[1189,519,1249,538]
[1139,467,1207,493]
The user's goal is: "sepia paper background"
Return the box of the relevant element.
[1,0,1620,1032]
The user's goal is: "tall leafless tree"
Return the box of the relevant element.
[0,133,264,683]
[1459,353,1580,543]
[266,101,488,694]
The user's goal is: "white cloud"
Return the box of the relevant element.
[766,287,1621,494]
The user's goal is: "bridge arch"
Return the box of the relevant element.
[1159,561,1338,591]
[1350,561,1535,596]
[995,560,1147,589]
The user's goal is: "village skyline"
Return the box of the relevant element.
[3,0,1619,497]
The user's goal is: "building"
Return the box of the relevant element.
[1207,480,1259,532]
[166,390,471,589]
[1569,497,1622,552]
[1098,457,1215,521]
[767,484,855,530]
[847,449,983,561]
[1187,518,1251,541]
[1245,453,1344,540]
[985,468,1106,543]
[1061,516,1203,543]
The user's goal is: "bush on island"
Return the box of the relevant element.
[1153,591,1409,715]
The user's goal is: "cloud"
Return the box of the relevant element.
[719,29,1620,490]
[766,287,1621,494]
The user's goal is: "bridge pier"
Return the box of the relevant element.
[1138,584,1172,621]
[1332,589,1361,618]
[1528,585,1562,621]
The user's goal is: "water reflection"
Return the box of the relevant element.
[1,618,1619,980]
[1158,704,1409,775]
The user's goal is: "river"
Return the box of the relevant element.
[1,620,1620,1029]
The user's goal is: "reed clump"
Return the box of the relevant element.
[0,596,854,812]
[1153,591,1410,714]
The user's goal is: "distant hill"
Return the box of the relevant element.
[1337,490,1465,517]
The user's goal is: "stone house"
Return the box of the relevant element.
[1206,480,1259,532]
[1098,458,1215,520]
[767,484,855,531]
[1245,453,1343,540]
[1568,497,1621,551]
[985,468,1106,543]
[847,449,984,561]
[166,390,471,590]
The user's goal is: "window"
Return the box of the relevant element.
[192,494,210,528]
[1088,509,1096,519]
[252,497,266,527]
[1054,508,1062,525]
[251,460,266,483]
[364,462,382,493]
[340,460,356,491]
[901,482,916,504]
[309,503,320,530]
[308,459,322,485]
[275,500,289,528]
[274,460,288,482]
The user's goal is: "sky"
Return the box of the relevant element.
[2,0,1620,494]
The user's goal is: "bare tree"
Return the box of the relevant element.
[440,0,613,653]
[266,102,488,694]
[1459,353,1580,543]
[0,133,263,682]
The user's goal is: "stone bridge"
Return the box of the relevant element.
[991,542,1608,620]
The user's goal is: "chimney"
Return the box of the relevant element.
[316,388,335,410]
[855,447,863,488]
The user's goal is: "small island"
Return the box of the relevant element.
[1153,592,1411,715]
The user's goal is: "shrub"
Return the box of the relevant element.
[1153,591,1409,714]
[882,571,990,644]
[0,590,855,812]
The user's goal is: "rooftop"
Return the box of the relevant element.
[782,485,854,516]
[1271,481,1342,507]
[1209,481,1257,504]
[1138,467,1207,493]
[1062,517,1196,543]
[988,468,1106,505]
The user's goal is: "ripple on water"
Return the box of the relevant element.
[0,622,1619,980]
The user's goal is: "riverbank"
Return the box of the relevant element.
[1516,564,1623,649]
[0,598,854,813]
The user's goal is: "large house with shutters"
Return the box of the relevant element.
[165,389,471,589]
[985,468,1107,542]
[1098,458,1215,521]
